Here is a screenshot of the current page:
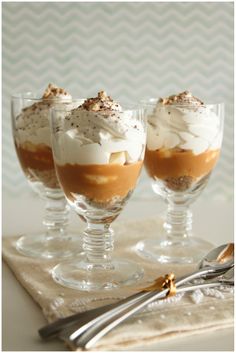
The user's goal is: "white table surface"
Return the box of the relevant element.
[2,193,234,351]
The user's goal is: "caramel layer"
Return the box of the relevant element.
[15,143,59,189]
[145,148,220,180]
[56,161,143,203]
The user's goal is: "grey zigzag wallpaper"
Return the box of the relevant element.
[2,2,234,199]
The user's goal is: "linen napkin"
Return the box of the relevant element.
[2,218,234,351]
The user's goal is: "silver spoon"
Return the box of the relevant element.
[64,244,234,349]
[39,243,234,340]
[72,266,234,350]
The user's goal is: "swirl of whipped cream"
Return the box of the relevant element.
[15,84,72,146]
[147,91,222,155]
[57,91,145,165]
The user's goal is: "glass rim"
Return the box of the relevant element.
[51,102,144,113]
[11,91,76,102]
[11,93,143,111]
[140,98,224,108]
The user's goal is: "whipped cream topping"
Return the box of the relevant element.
[147,91,222,155]
[15,84,72,147]
[56,91,145,165]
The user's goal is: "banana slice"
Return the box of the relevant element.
[109,151,126,165]
[85,174,117,184]
[21,141,38,152]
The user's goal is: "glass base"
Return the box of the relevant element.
[16,233,82,259]
[136,237,214,264]
[52,258,144,291]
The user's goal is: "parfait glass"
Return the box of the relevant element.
[50,100,146,290]
[136,98,224,264]
[11,92,82,258]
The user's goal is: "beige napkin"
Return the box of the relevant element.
[2,218,234,351]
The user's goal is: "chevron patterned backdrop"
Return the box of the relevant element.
[2,2,234,200]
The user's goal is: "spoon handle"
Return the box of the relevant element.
[60,267,223,346]
[39,265,228,340]
[39,266,209,339]
[39,290,150,339]
[66,279,233,350]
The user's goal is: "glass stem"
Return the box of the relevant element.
[43,194,69,238]
[164,199,192,242]
[83,222,114,265]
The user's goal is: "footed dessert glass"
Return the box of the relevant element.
[11,85,82,258]
[50,92,146,290]
[136,92,224,264]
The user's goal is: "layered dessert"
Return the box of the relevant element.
[54,91,145,205]
[145,91,222,191]
[14,84,72,189]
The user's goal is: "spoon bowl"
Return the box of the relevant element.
[199,243,234,275]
